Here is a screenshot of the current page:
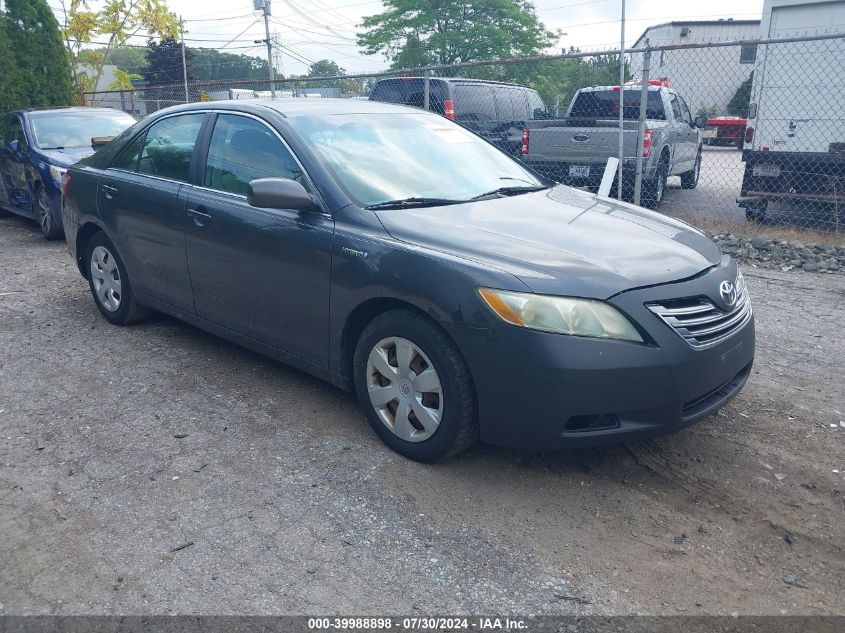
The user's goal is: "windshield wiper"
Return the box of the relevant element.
[469,185,548,200]
[365,197,465,210]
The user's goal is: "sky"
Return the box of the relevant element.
[47,0,766,76]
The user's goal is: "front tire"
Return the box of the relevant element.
[35,186,63,240]
[86,232,149,325]
[353,309,478,462]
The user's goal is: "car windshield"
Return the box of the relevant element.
[287,112,544,208]
[30,111,137,150]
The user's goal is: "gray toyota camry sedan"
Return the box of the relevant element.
[62,99,754,461]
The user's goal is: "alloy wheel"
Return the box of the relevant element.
[90,245,122,312]
[365,336,443,442]
[36,189,52,236]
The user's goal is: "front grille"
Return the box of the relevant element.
[647,272,751,349]
[682,362,752,421]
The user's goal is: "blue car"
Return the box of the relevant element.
[0,107,137,239]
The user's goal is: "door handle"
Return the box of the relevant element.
[101,184,118,199]
[187,207,212,227]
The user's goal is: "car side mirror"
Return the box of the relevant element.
[8,139,19,154]
[248,178,318,211]
[694,115,708,129]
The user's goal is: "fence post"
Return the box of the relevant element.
[423,69,430,111]
[633,46,652,207]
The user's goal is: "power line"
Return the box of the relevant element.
[220,20,261,50]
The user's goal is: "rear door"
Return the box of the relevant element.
[493,86,531,154]
[452,83,497,139]
[668,94,693,172]
[677,95,698,167]
[96,112,206,313]
[185,112,333,366]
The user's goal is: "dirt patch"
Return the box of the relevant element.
[0,213,843,615]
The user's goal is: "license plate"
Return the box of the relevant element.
[753,164,780,177]
[569,165,590,178]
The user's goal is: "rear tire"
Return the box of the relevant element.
[85,232,149,325]
[744,203,768,223]
[680,151,701,189]
[642,158,668,209]
[353,309,478,462]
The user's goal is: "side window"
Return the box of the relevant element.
[678,97,692,124]
[138,113,205,182]
[204,114,303,197]
[111,134,145,172]
[670,96,682,121]
[495,88,530,121]
[740,44,757,64]
[453,85,496,124]
[8,116,29,153]
[526,90,547,119]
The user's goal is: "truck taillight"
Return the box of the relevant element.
[443,99,455,120]
[642,129,653,157]
[60,173,71,197]
[744,126,754,144]
[521,128,529,154]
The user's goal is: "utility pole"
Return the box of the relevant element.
[254,0,275,98]
[179,16,189,103]
[617,0,626,200]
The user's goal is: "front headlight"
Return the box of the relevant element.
[49,165,67,186]
[479,288,643,342]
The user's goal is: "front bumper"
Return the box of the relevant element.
[454,262,755,450]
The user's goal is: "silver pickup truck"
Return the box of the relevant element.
[522,84,706,208]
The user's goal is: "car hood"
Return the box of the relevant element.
[37,147,96,168]
[374,185,721,299]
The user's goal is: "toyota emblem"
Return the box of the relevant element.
[719,280,737,308]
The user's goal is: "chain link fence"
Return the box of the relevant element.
[83,34,845,234]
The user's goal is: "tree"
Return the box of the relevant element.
[57,0,179,102]
[358,0,557,67]
[141,37,193,85]
[728,72,753,117]
[86,45,271,82]
[189,48,270,82]
[107,45,147,74]
[307,59,345,78]
[3,0,74,108]
[0,12,26,114]
[303,59,346,88]
[109,68,142,90]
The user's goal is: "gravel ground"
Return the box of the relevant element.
[1,212,843,616]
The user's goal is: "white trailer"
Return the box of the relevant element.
[739,0,845,221]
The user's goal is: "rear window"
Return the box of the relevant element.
[370,79,447,114]
[569,89,666,120]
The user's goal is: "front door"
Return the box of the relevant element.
[96,112,206,313]
[185,113,333,367]
[2,115,33,212]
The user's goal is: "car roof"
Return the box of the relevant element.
[18,106,129,115]
[163,98,436,118]
[373,77,536,89]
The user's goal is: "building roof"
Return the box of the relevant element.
[632,19,761,48]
